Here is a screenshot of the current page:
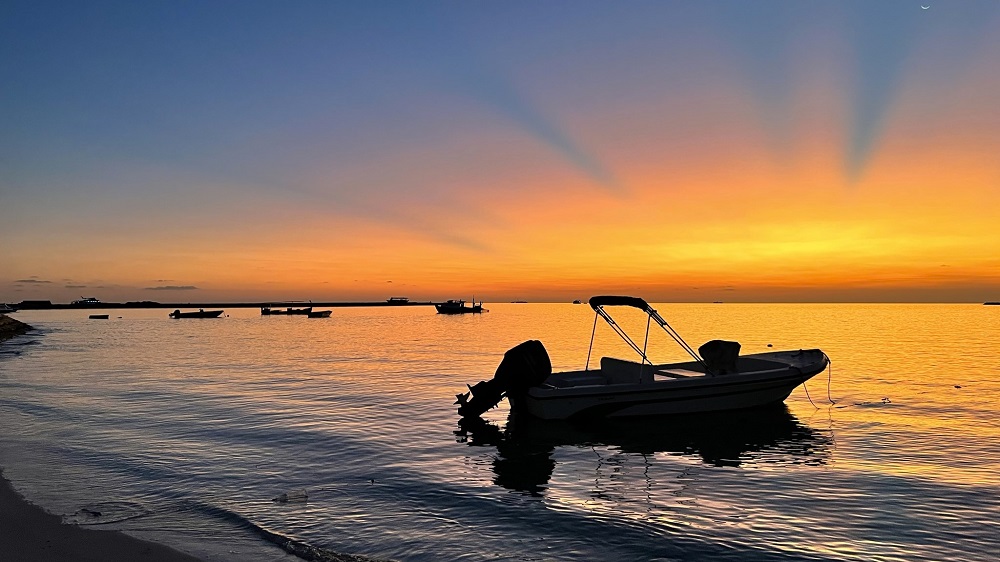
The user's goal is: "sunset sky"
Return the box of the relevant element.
[2,1,999,303]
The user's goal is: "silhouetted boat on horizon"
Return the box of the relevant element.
[307,310,332,318]
[169,309,223,319]
[387,297,410,305]
[456,296,830,420]
[88,314,109,319]
[261,305,312,315]
[436,299,486,314]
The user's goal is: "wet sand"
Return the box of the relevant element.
[2,316,202,560]
[0,470,203,562]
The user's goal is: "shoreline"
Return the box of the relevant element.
[1,314,387,562]
[0,313,32,342]
[0,469,203,562]
[2,316,204,561]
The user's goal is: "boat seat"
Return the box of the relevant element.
[654,368,704,379]
[600,357,654,384]
[548,373,607,388]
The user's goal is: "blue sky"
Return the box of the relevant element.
[3,1,999,302]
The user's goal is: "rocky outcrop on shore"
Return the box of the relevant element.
[0,315,31,342]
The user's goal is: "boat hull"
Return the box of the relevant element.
[169,310,223,319]
[510,350,828,420]
[435,304,483,314]
[261,307,312,315]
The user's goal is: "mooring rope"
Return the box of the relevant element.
[803,355,836,408]
[802,379,819,408]
[826,359,836,405]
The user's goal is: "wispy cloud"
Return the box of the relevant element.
[14,279,52,284]
[262,182,495,252]
[423,24,622,195]
[457,67,621,194]
[65,284,87,289]
[144,285,199,291]
[844,5,925,183]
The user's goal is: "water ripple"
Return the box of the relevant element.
[0,305,998,561]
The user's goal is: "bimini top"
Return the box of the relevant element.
[587,295,705,367]
[588,296,651,311]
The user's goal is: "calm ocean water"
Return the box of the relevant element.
[1,304,998,561]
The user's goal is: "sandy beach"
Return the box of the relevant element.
[2,315,201,561]
[0,470,203,562]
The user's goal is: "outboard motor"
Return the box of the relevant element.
[456,340,551,418]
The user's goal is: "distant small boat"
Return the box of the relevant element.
[572,300,582,305]
[169,309,223,319]
[307,310,332,318]
[0,303,17,313]
[386,297,410,305]
[88,314,109,319]
[436,299,485,314]
[72,297,101,306]
[261,305,312,315]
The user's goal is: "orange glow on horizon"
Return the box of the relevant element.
[4,8,1000,305]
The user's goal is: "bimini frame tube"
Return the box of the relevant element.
[585,312,600,371]
[585,296,706,370]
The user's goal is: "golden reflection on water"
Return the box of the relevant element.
[3,303,999,561]
[12,303,1000,481]
[461,304,998,492]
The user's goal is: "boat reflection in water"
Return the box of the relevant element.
[456,405,830,496]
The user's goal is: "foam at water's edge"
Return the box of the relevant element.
[189,501,392,562]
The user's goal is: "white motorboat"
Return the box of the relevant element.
[456,296,830,420]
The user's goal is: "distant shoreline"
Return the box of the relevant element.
[6,301,997,311]
[9,301,438,310]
